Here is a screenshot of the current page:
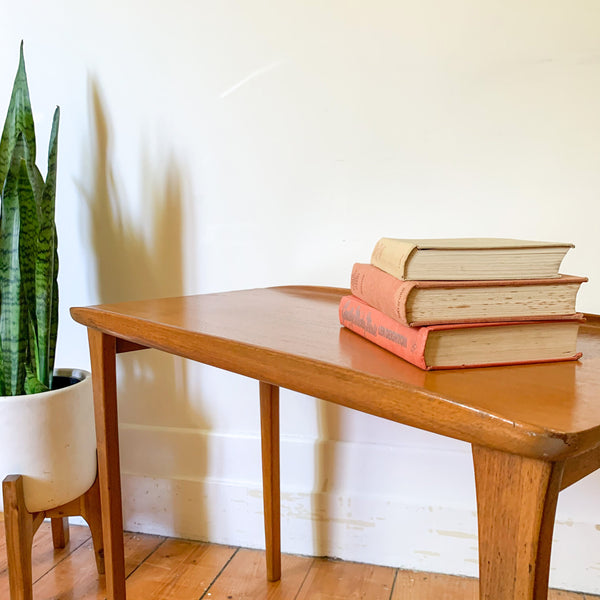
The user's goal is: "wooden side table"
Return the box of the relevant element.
[71,286,600,600]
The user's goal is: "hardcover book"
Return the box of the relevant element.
[371,237,574,281]
[339,295,583,371]
[351,263,587,327]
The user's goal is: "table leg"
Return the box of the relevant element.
[259,381,281,581]
[88,330,126,600]
[472,445,564,600]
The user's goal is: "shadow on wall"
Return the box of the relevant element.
[80,77,345,553]
[313,400,343,557]
[80,77,211,539]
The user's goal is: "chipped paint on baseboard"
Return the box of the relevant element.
[116,425,600,596]
[557,519,575,527]
[436,529,477,540]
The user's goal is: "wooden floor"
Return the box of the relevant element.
[0,520,597,599]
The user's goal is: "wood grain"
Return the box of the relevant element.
[0,519,90,599]
[45,473,105,574]
[473,445,564,599]
[87,329,126,599]
[69,287,600,599]
[391,570,588,600]
[1,471,105,599]
[32,530,163,599]
[2,476,43,600]
[125,538,235,599]
[0,519,90,584]
[392,570,479,600]
[260,381,281,581]
[550,590,595,599]
[295,557,396,600]
[50,518,69,549]
[70,287,600,461]
[201,547,313,599]
[0,521,598,599]
[562,445,600,490]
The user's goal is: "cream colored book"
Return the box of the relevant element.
[371,238,574,281]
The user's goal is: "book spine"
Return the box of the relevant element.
[370,238,416,280]
[338,295,429,370]
[350,263,413,325]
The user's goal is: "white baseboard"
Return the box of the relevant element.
[115,424,600,594]
[120,472,480,573]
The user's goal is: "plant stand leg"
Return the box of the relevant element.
[2,475,45,600]
[3,471,105,599]
[79,474,105,574]
[50,517,69,549]
[472,445,564,599]
[46,472,105,575]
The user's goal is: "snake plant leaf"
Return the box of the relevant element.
[0,44,60,396]
[23,140,44,208]
[0,41,37,194]
[18,154,41,391]
[0,134,31,396]
[35,107,59,388]
[24,363,48,394]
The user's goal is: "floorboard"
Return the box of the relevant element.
[199,548,313,600]
[0,519,597,599]
[126,538,236,599]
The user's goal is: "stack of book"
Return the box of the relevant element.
[339,238,588,370]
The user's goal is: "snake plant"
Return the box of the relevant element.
[0,43,59,396]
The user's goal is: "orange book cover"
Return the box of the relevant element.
[338,295,583,371]
[350,263,587,326]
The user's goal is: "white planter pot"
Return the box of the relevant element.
[0,368,97,513]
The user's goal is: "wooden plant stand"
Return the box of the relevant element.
[2,472,104,600]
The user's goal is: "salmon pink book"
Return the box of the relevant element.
[338,295,583,371]
[351,263,587,327]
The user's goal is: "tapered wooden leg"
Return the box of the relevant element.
[88,329,126,599]
[4,471,105,599]
[51,517,69,549]
[47,472,105,576]
[259,381,281,581]
[472,445,564,600]
[2,475,44,600]
[79,473,106,574]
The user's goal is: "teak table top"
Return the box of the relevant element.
[70,285,600,599]
[71,285,600,462]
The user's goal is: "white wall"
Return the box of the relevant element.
[3,0,600,592]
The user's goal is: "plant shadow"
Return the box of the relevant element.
[79,77,210,540]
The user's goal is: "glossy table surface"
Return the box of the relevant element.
[71,285,600,462]
[70,285,600,599]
